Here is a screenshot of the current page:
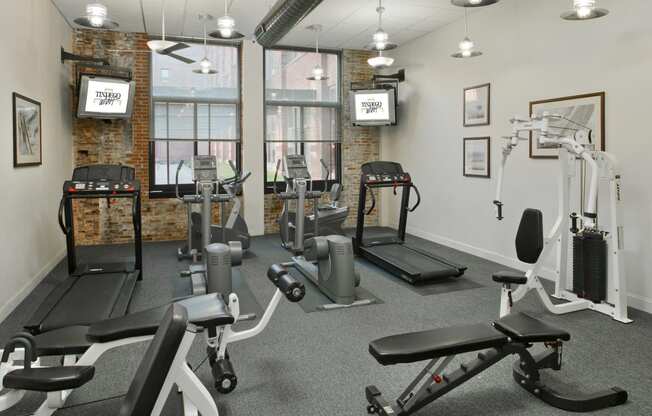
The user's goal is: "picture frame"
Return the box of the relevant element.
[529,92,605,159]
[463,83,490,127]
[463,137,490,178]
[13,92,42,167]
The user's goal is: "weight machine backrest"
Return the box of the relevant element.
[516,209,544,264]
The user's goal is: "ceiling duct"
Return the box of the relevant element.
[254,0,323,47]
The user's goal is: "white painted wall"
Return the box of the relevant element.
[0,1,72,320]
[380,0,652,313]
[241,41,265,236]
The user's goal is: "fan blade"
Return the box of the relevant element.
[168,53,195,64]
[161,42,189,55]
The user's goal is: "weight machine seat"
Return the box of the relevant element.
[3,366,95,392]
[492,271,528,285]
[87,294,234,343]
[494,313,570,343]
[369,324,509,366]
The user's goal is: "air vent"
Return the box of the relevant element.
[255,0,323,47]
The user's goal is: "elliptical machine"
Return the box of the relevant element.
[277,159,349,249]
[274,154,373,309]
[176,158,251,261]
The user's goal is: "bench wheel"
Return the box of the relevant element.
[367,404,379,414]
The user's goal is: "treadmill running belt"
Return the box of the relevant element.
[365,244,464,283]
[27,272,138,333]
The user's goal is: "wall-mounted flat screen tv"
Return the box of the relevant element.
[77,75,136,119]
[350,87,397,126]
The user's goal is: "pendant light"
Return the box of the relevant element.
[561,0,609,20]
[210,0,244,40]
[451,0,499,7]
[366,0,397,51]
[74,3,119,29]
[147,0,176,52]
[306,25,328,81]
[368,50,394,69]
[451,8,482,58]
[194,15,218,74]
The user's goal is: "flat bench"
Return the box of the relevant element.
[366,313,626,415]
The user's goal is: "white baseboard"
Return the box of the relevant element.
[0,249,66,322]
[404,225,652,315]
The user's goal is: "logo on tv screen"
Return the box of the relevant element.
[85,80,130,113]
[355,93,390,121]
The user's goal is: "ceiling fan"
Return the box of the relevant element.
[146,0,195,64]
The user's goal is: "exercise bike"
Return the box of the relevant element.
[277,158,349,249]
[274,154,373,310]
[176,157,251,261]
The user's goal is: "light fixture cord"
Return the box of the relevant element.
[162,0,166,40]
[316,27,320,54]
[224,0,228,16]
[464,8,469,37]
[377,0,383,29]
[203,19,208,56]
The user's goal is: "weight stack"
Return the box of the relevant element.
[572,231,607,303]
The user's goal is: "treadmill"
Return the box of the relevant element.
[25,165,142,334]
[353,161,466,284]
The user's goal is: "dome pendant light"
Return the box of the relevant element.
[451,9,482,58]
[368,50,394,69]
[194,15,218,75]
[561,0,609,20]
[451,0,499,7]
[366,0,397,51]
[306,25,329,81]
[147,0,176,52]
[74,3,119,29]
[210,0,245,40]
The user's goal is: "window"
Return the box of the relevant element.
[149,42,241,197]
[264,48,341,191]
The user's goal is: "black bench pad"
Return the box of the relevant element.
[4,366,95,392]
[87,294,234,343]
[492,271,528,285]
[34,326,92,357]
[494,313,570,343]
[369,323,508,366]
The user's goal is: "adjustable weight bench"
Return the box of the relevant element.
[366,313,627,415]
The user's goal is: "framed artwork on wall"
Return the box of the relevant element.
[13,92,42,167]
[463,83,490,127]
[463,137,490,178]
[529,92,605,159]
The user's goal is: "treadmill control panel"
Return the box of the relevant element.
[361,161,411,186]
[64,164,140,195]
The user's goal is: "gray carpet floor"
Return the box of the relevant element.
[1,230,651,415]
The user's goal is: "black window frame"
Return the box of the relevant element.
[148,39,242,199]
[263,45,343,194]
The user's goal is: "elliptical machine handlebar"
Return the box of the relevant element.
[175,159,185,201]
[320,158,330,193]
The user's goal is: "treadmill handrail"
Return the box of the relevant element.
[365,186,376,215]
[58,196,67,234]
[408,184,421,212]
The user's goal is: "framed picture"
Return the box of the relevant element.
[529,92,605,159]
[463,83,490,127]
[463,137,490,178]
[13,93,42,167]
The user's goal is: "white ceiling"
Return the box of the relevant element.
[52,0,467,49]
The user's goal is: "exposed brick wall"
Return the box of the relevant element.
[71,29,227,245]
[263,49,381,234]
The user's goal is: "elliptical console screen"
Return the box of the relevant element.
[351,88,397,126]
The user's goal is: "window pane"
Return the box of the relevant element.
[304,142,337,180]
[265,49,338,103]
[197,104,209,140]
[168,103,194,139]
[210,104,237,140]
[169,141,195,184]
[265,142,300,182]
[303,107,337,141]
[266,105,301,141]
[154,141,169,184]
[152,44,239,100]
[210,142,238,178]
[154,102,167,139]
